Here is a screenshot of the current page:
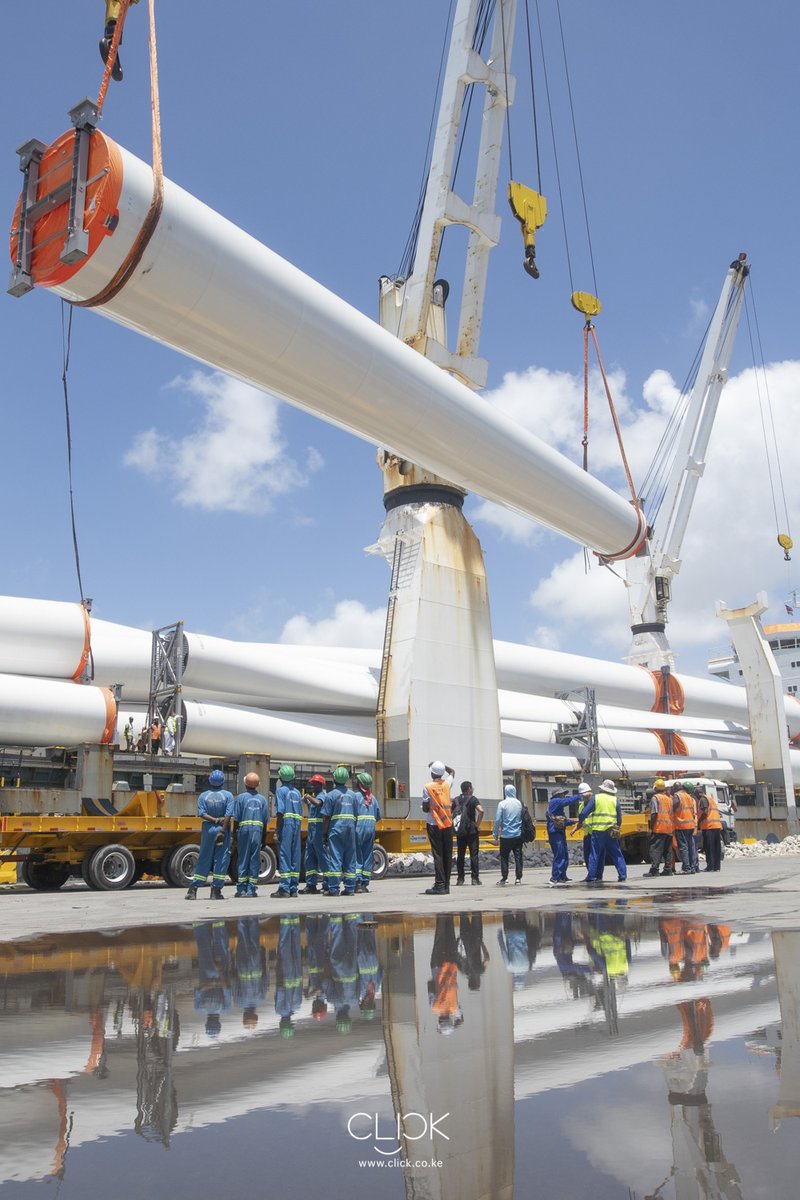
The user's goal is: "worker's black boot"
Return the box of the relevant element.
[210,887,225,900]
[99,21,124,82]
[184,885,198,900]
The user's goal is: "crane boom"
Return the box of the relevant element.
[625,255,750,668]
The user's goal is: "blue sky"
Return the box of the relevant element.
[2,1,798,674]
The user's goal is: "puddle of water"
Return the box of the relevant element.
[0,906,797,1200]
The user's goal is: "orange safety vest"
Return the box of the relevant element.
[673,790,697,830]
[425,779,453,829]
[685,925,709,966]
[432,962,458,1016]
[651,791,674,834]
[661,918,685,968]
[698,794,723,830]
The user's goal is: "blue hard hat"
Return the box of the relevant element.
[209,769,225,787]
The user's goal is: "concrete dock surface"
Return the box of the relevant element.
[1,856,798,941]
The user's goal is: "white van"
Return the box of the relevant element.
[679,777,737,843]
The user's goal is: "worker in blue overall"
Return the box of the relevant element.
[354,771,381,893]
[575,779,627,884]
[304,913,331,1023]
[301,774,328,894]
[232,772,270,897]
[275,915,303,1038]
[357,917,382,1019]
[328,913,360,1033]
[546,785,582,886]
[271,764,302,898]
[232,916,268,1031]
[186,768,234,900]
[193,920,232,1039]
[322,765,358,896]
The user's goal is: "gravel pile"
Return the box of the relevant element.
[722,835,800,858]
[387,844,587,877]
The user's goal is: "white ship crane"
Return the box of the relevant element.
[625,255,750,670]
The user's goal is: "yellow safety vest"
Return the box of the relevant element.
[584,791,617,832]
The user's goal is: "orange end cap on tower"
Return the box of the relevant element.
[9,130,123,289]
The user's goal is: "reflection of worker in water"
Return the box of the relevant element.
[232,917,268,1030]
[193,921,232,1038]
[305,914,331,1023]
[497,911,540,988]
[457,911,490,991]
[584,912,631,981]
[551,911,594,998]
[656,994,745,1200]
[275,916,303,1038]
[429,914,464,1035]
[328,913,361,1033]
[357,918,383,1019]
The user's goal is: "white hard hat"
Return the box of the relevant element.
[578,783,592,795]
[430,760,446,777]
[600,779,617,793]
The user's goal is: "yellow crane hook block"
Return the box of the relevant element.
[571,291,602,318]
[508,182,547,279]
[778,533,793,561]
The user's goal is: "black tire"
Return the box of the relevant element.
[165,843,200,889]
[88,844,137,891]
[81,852,101,890]
[258,845,277,885]
[371,843,389,880]
[21,860,71,891]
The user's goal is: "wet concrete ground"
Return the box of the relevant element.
[1,856,799,940]
[1,860,798,1199]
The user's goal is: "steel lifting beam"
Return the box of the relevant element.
[8,98,100,297]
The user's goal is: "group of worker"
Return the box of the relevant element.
[193,911,383,1039]
[646,777,724,876]
[122,715,178,755]
[186,764,381,901]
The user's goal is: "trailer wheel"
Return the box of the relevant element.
[371,844,389,880]
[164,843,200,889]
[21,861,71,891]
[88,844,136,891]
[81,852,101,890]
[258,846,277,885]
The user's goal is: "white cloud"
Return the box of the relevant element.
[524,360,800,670]
[124,370,323,513]
[280,599,386,648]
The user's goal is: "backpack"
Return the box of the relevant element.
[520,803,536,844]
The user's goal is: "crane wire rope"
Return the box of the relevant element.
[533,0,573,291]
[554,0,598,298]
[59,302,90,643]
[522,0,542,190]
[744,286,793,548]
[75,0,163,310]
[397,0,456,280]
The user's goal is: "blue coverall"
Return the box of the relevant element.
[328,913,360,1022]
[303,791,328,890]
[322,786,358,895]
[232,917,268,1021]
[275,916,303,1032]
[354,790,381,888]
[305,914,331,1001]
[357,919,382,1015]
[275,783,303,895]
[546,793,578,883]
[193,921,232,1035]
[192,787,234,890]
[233,789,270,896]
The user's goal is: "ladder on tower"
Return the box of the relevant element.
[376,537,404,765]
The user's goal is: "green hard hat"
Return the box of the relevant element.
[333,765,350,785]
[279,1018,295,1038]
[278,764,295,782]
[356,771,373,788]
[683,782,696,792]
[336,1016,353,1034]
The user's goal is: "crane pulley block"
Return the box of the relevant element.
[508,182,547,279]
[571,290,602,319]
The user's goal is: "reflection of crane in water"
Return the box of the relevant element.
[642,921,744,1200]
